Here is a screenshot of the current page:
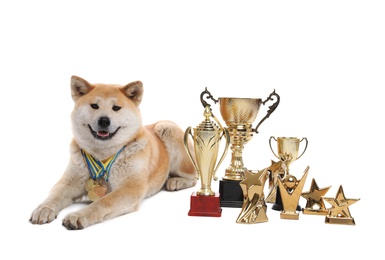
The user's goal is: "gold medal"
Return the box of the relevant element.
[87,181,108,201]
[82,146,124,201]
[99,179,111,193]
[88,187,99,201]
[93,185,107,197]
[85,178,95,192]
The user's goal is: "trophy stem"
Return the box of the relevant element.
[197,184,215,196]
[223,143,247,180]
[219,139,246,208]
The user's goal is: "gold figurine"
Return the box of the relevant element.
[236,169,270,224]
[265,160,287,204]
[278,166,309,220]
[323,185,360,225]
[301,178,331,215]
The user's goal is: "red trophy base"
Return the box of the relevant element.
[188,192,222,217]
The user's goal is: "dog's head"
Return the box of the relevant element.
[70,76,143,154]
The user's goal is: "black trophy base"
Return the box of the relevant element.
[272,186,302,211]
[219,179,243,208]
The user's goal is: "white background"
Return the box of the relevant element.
[0,0,383,259]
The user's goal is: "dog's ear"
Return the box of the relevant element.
[121,81,143,106]
[71,76,94,101]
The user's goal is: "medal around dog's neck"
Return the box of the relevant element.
[81,147,124,201]
[81,146,125,181]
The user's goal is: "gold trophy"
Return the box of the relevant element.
[278,166,309,220]
[236,169,270,224]
[201,88,280,207]
[268,137,308,210]
[269,137,308,174]
[184,95,230,217]
[323,185,360,225]
[301,178,331,215]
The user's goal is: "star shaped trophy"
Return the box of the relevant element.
[236,169,270,224]
[323,185,360,225]
[301,178,331,215]
[184,90,230,217]
[201,88,280,208]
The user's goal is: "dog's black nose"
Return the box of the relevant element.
[98,117,110,128]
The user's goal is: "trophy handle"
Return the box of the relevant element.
[296,137,308,160]
[269,136,280,159]
[200,87,218,108]
[183,127,200,180]
[254,90,280,134]
[212,127,230,181]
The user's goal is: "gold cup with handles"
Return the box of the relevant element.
[201,88,280,207]
[267,136,308,208]
[269,136,308,173]
[202,89,280,181]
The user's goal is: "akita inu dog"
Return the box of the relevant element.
[30,76,197,230]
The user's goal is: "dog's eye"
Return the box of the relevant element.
[112,105,121,111]
[90,104,99,109]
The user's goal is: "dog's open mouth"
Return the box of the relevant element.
[88,125,120,141]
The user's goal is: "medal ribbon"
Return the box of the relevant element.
[81,146,125,181]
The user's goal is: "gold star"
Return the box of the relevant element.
[301,178,331,210]
[240,169,269,201]
[323,185,360,220]
[237,169,270,223]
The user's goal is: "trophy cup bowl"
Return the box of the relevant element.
[219,97,261,126]
[269,136,308,172]
[219,97,263,181]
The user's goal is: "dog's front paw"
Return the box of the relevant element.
[62,213,89,230]
[166,177,197,191]
[30,205,58,225]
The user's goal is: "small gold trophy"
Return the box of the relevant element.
[268,137,308,210]
[269,136,308,174]
[184,97,230,217]
[301,178,331,215]
[201,88,280,207]
[323,185,360,225]
[265,160,287,204]
[236,169,270,224]
[277,166,309,220]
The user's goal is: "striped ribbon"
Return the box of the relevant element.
[81,146,125,181]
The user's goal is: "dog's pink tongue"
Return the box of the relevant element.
[97,131,109,137]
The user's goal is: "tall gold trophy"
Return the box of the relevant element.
[184,93,230,217]
[201,88,280,207]
[267,137,308,210]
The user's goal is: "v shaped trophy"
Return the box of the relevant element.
[201,88,280,207]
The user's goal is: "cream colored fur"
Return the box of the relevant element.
[30,76,197,230]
